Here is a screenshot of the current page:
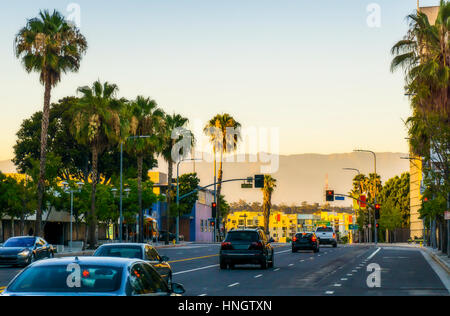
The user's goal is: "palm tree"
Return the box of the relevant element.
[126,96,164,242]
[71,81,126,248]
[161,113,190,244]
[390,1,450,115]
[14,10,88,236]
[262,175,277,235]
[203,114,241,227]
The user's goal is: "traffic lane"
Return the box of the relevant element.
[173,244,361,296]
[205,245,371,296]
[0,265,24,288]
[170,244,293,296]
[325,247,449,296]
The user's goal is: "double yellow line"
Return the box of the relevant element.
[0,286,5,293]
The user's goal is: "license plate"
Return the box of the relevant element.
[233,245,249,250]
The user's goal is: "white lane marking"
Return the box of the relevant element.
[300,260,305,262]
[325,291,334,295]
[275,249,292,254]
[366,247,381,260]
[333,283,342,287]
[173,264,219,275]
[352,270,357,273]
[199,294,207,296]
[274,268,280,271]
[288,263,294,267]
[318,255,321,257]
[228,282,239,288]
[356,267,361,269]
[341,278,348,281]
[347,273,353,276]
[254,274,263,278]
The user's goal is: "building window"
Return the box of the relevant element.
[238,220,244,226]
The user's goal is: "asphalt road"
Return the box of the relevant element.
[1,244,449,296]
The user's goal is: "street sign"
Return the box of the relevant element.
[241,183,253,189]
[349,224,359,230]
[335,196,345,201]
[445,211,450,220]
[316,221,331,226]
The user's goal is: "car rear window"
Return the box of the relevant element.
[94,246,142,259]
[316,227,333,232]
[296,233,313,238]
[8,265,123,293]
[225,231,259,242]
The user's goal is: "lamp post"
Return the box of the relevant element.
[343,168,360,243]
[120,135,151,243]
[60,181,84,251]
[176,158,202,243]
[354,149,378,245]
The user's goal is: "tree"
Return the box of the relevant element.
[161,113,190,243]
[71,81,127,248]
[203,114,241,227]
[126,96,164,242]
[379,198,403,243]
[379,173,410,228]
[169,173,200,217]
[262,175,277,235]
[14,10,87,236]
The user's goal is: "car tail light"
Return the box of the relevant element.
[221,242,232,250]
[292,237,297,242]
[251,241,263,250]
[311,235,317,242]
[333,233,336,239]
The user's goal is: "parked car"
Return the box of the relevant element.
[292,232,319,253]
[0,236,54,267]
[93,243,173,288]
[1,257,185,296]
[315,226,337,247]
[220,228,274,270]
[158,231,176,242]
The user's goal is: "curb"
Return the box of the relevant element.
[421,248,450,275]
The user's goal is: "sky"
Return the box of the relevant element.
[0,0,442,161]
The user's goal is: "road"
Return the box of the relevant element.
[1,244,449,295]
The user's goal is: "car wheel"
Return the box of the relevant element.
[292,248,297,253]
[268,254,274,268]
[261,257,268,270]
[313,248,319,253]
[333,243,337,248]
[220,262,227,270]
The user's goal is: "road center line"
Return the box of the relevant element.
[168,254,218,263]
[254,274,263,278]
[228,282,239,287]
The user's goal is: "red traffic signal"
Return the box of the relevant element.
[325,190,334,202]
[375,204,381,220]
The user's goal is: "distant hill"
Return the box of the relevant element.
[153,152,409,206]
[1,152,410,206]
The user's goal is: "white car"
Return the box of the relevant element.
[315,227,337,247]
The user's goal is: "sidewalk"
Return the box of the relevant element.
[54,241,194,258]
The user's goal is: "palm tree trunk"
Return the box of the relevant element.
[36,77,52,237]
[166,158,173,245]
[89,145,98,249]
[137,155,144,243]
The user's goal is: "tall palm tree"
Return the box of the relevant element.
[161,113,190,244]
[126,96,164,242]
[390,1,450,115]
[14,10,88,236]
[262,175,277,235]
[71,81,127,248]
[203,114,241,229]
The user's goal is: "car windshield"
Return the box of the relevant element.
[94,246,142,259]
[225,231,259,242]
[3,237,35,248]
[8,265,123,293]
[316,227,333,232]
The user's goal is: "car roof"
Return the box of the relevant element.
[28,256,145,268]
[228,228,261,232]
[96,243,150,248]
[7,236,36,239]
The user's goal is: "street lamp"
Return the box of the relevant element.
[343,168,360,243]
[119,135,151,243]
[354,149,378,245]
[176,158,203,243]
[60,181,84,251]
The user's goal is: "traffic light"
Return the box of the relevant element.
[254,174,264,188]
[210,220,215,227]
[211,202,217,218]
[375,223,379,229]
[325,190,334,202]
[375,204,381,220]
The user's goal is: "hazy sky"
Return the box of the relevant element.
[0,0,440,160]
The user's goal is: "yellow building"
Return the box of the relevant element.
[409,156,423,239]
[226,210,353,243]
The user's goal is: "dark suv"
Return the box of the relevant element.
[292,232,319,253]
[220,229,274,270]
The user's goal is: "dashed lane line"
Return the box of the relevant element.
[228,282,240,288]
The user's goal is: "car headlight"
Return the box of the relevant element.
[18,250,30,257]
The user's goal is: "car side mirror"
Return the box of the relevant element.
[171,283,185,295]
[160,256,169,262]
